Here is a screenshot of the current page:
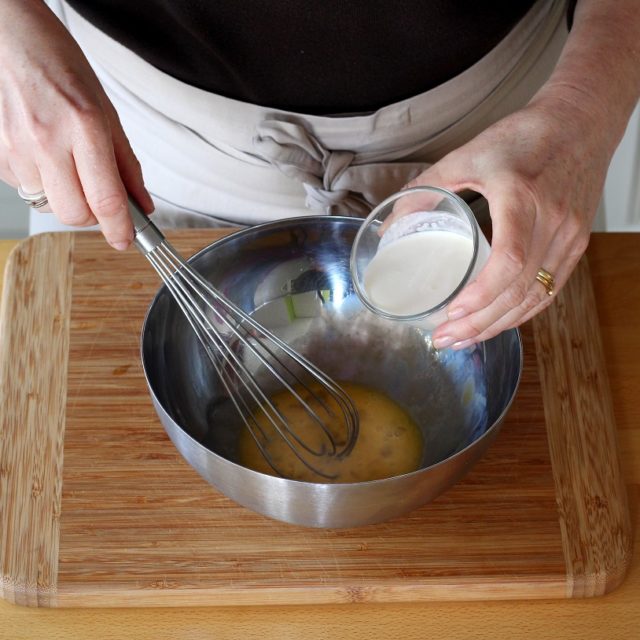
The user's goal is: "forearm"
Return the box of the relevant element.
[0,0,53,39]
[532,0,640,154]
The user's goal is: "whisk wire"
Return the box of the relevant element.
[128,205,359,479]
[148,243,341,460]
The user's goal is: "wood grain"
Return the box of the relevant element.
[0,230,631,608]
[0,234,75,606]
[532,257,631,597]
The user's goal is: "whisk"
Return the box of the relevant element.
[128,198,359,479]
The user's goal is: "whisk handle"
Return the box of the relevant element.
[128,197,165,255]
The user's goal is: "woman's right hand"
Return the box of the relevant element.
[0,0,153,249]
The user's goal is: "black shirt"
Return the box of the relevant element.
[66,1,537,114]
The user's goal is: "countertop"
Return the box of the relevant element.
[0,233,638,640]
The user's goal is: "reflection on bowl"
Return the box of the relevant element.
[141,216,522,528]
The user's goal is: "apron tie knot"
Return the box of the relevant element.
[254,118,426,216]
[254,119,368,215]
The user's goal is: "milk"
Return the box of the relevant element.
[362,229,474,317]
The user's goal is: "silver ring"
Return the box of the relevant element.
[17,186,49,209]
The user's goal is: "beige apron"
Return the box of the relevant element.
[33,0,568,233]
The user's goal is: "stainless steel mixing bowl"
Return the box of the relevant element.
[140,216,522,528]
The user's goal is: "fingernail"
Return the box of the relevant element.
[447,306,467,320]
[452,339,475,350]
[432,335,454,350]
[112,240,130,251]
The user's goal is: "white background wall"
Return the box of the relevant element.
[0,102,638,237]
[599,101,640,231]
[0,183,28,238]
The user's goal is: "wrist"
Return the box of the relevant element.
[534,81,616,132]
[532,78,637,161]
[532,0,640,152]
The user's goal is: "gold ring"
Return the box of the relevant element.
[536,267,555,296]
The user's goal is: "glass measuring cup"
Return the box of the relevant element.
[350,186,491,331]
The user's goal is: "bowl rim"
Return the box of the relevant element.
[139,215,524,487]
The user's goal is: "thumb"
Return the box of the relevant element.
[404,151,479,197]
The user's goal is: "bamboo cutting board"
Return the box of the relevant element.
[0,231,631,608]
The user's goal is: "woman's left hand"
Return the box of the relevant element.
[407,94,614,350]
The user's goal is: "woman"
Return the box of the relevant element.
[1,0,639,349]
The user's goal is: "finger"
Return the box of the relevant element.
[37,149,99,227]
[431,194,560,348]
[71,116,133,249]
[507,222,590,328]
[107,103,154,215]
[6,138,53,211]
[433,268,546,349]
[8,154,42,195]
[380,153,480,238]
[441,191,540,320]
[7,155,55,212]
[377,165,448,234]
[3,113,46,193]
[404,157,469,193]
[449,256,565,348]
[447,264,560,348]
[445,217,589,347]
